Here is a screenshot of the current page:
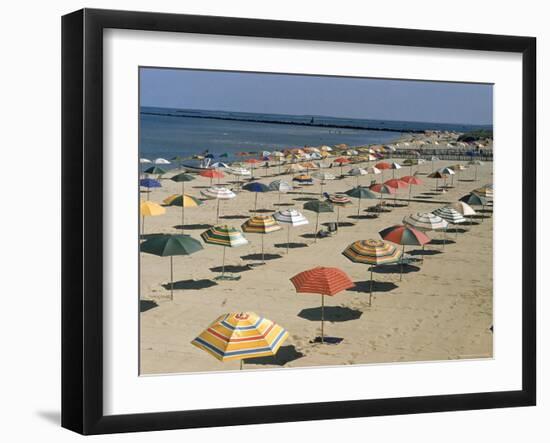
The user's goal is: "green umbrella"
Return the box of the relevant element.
[144,166,167,176]
[170,173,196,229]
[303,200,334,242]
[140,234,203,300]
[345,186,378,216]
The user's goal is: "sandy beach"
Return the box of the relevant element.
[139,140,493,375]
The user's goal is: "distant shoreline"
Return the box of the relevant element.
[140,110,423,134]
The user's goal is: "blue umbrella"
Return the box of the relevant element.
[140,178,161,200]
[243,182,271,212]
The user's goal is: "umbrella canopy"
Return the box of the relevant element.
[342,239,402,265]
[367,166,381,175]
[375,162,391,170]
[401,175,423,185]
[285,164,305,173]
[449,164,466,171]
[345,186,378,200]
[201,225,248,247]
[326,194,352,206]
[273,209,309,226]
[432,207,466,224]
[428,170,447,179]
[154,158,171,165]
[379,224,431,246]
[163,194,203,207]
[348,167,367,176]
[269,180,293,192]
[140,200,165,217]
[140,234,203,300]
[473,186,494,199]
[390,162,402,169]
[242,182,270,193]
[460,192,488,206]
[144,166,167,175]
[228,167,252,176]
[191,312,289,365]
[139,158,152,164]
[384,178,409,190]
[370,183,396,195]
[200,169,224,179]
[241,215,281,234]
[200,186,236,200]
[449,201,476,216]
[402,212,448,231]
[290,266,354,343]
[303,200,334,213]
[170,172,195,183]
[333,157,351,164]
[402,159,418,166]
[312,172,336,181]
[437,167,456,176]
[139,178,161,189]
[293,174,313,183]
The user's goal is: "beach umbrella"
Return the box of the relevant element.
[348,167,368,186]
[285,163,305,176]
[140,234,203,300]
[273,209,309,253]
[401,175,423,205]
[379,224,431,277]
[312,171,336,195]
[139,158,151,176]
[320,145,333,152]
[228,167,251,189]
[268,180,293,205]
[437,167,456,189]
[290,267,354,343]
[468,160,484,181]
[333,157,351,176]
[431,156,440,172]
[384,178,409,206]
[303,200,334,242]
[432,207,466,238]
[427,170,447,192]
[139,178,161,200]
[460,192,488,207]
[200,169,225,185]
[342,239,402,305]
[200,187,236,223]
[140,200,165,235]
[370,183,396,205]
[244,158,262,177]
[242,182,271,212]
[345,186,378,216]
[389,162,402,178]
[211,161,230,170]
[201,225,248,280]
[144,166,167,176]
[241,215,282,263]
[402,158,418,175]
[366,166,381,183]
[154,158,171,165]
[374,162,391,181]
[163,193,204,233]
[473,185,494,200]
[325,194,352,228]
[447,164,465,186]
[449,201,476,217]
[170,172,196,203]
[191,312,289,369]
[403,212,449,247]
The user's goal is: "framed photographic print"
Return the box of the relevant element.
[61,8,536,435]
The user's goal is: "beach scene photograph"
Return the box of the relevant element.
[138,68,494,375]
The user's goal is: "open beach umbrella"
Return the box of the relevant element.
[163,193,204,233]
[244,158,262,177]
[374,162,391,181]
[431,156,440,172]
[191,312,289,369]
[468,160,484,181]
[273,209,309,253]
[303,200,334,242]
[366,166,381,183]
[144,166,167,177]
[228,167,251,189]
[312,171,336,195]
[450,201,476,217]
[140,200,165,235]
[379,224,430,278]
[290,267,354,343]
[325,194,352,228]
[370,183,396,205]
[345,186,378,216]
[401,175,423,205]
[201,225,248,280]
[200,169,225,185]
[154,158,171,165]
[140,234,203,300]
[402,158,418,175]
[437,167,456,189]
[384,178,409,206]
[348,167,368,186]
[139,158,151,176]
[139,178,161,200]
[389,162,402,178]
[460,192,489,222]
[200,187,236,223]
[333,157,351,176]
[473,185,494,200]
[285,163,305,176]
[449,164,466,186]
[432,207,466,238]
[242,182,271,212]
[241,215,282,264]
[170,172,195,199]
[268,180,293,205]
[427,170,447,192]
[293,173,314,184]
[342,239,402,305]
[403,212,449,247]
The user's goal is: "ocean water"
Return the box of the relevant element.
[139,107,491,165]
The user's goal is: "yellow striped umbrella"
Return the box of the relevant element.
[163,194,204,233]
[241,215,282,264]
[191,312,289,369]
[140,201,165,235]
[342,239,402,304]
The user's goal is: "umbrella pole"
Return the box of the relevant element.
[261,234,265,264]
[287,224,290,254]
[400,244,405,281]
[278,190,281,205]
[408,186,412,206]
[216,199,220,224]
[481,204,485,223]
[435,178,438,192]
[170,256,174,301]
[357,197,362,216]
[369,268,373,307]
[221,247,226,278]
[314,213,319,242]
[336,206,340,229]
[240,360,243,370]
[254,193,258,212]
[475,165,478,181]
[320,294,325,343]
[421,244,425,264]
[443,228,447,249]
[181,204,185,233]
[142,216,145,236]
[320,181,323,196]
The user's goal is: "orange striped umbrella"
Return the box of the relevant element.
[290,266,354,343]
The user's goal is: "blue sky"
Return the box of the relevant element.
[140,68,493,125]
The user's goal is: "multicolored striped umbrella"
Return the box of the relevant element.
[201,226,248,280]
[163,194,204,233]
[402,212,448,231]
[449,201,476,216]
[379,224,430,278]
[273,209,309,254]
[241,215,282,263]
[303,200,334,242]
[140,200,166,235]
[342,239,402,303]
[432,207,466,238]
[290,267,354,342]
[191,312,289,369]
[200,187,236,223]
[140,234,203,300]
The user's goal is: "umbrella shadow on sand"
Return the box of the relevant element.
[347,214,378,220]
[162,279,218,290]
[209,264,252,273]
[347,280,398,293]
[273,202,294,207]
[446,227,469,234]
[174,223,212,230]
[429,238,456,246]
[219,215,249,220]
[252,208,275,213]
[292,197,319,202]
[298,306,363,322]
[322,221,354,228]
[274,242,308,249]
[372,264,421,275]
[140,300,158,312]
[243,345,304,366]
[408,248,443,257]
[240,253,283,261]
[140,233,166,241]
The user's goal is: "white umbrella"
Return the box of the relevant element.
[432,207,466,238]
[269,180,293,204]
[312,171,336,195]
[403,212,449,248]
[154,158,171,165]
[200,187,237,223]
[140,158,152,164]
[273,209,309,254]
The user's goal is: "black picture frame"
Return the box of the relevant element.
[61,8,536,435]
